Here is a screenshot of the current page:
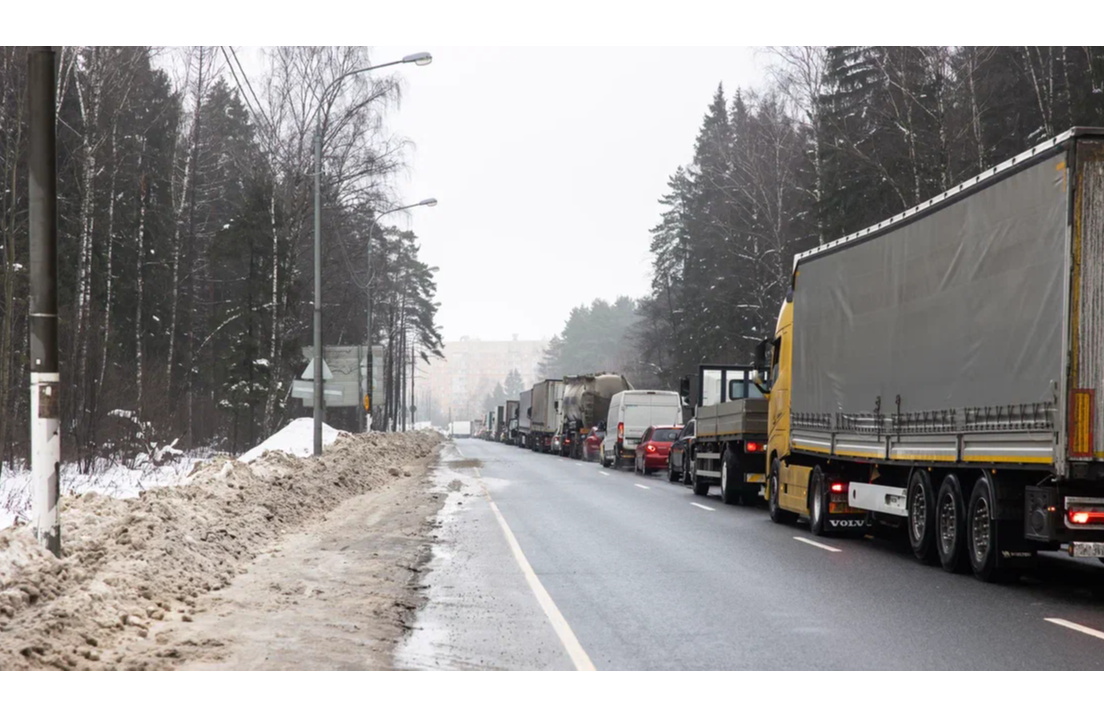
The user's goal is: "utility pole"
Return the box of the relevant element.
[410,343,416,428]
[28,47,60,556]
[306,52,432,451]
[312,130,323,456]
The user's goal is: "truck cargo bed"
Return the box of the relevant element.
[696,398,768,440]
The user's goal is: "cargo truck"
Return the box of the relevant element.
[530,379,564,453]
[755,127,1104,582]
[519,388,533,448]
[449,420,472,439]
[683,364,769,505]
[505,400,520,445]
[559,373,633,459]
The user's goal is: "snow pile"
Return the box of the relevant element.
[0,430,441,670]
[239,417,349,464]
[1,454,208,531]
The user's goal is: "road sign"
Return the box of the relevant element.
[291,379,343,401]
[300,358,334,381]
[298,347,368,408]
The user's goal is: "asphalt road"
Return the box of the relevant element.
[400,439,1104,670]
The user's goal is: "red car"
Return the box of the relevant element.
[634,425,682,475]
[584,429,606,462]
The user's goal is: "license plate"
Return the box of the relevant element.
[1068,541,1104,558]
[745,473,765,483]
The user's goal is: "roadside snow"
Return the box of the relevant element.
[238,417,349,464]
[1,454,208,531]
[0,430,441,670]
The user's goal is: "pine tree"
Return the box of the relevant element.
[504,369,524,397]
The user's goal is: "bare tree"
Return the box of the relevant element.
[764,46,828,243]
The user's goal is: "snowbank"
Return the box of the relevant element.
[238,417,349,464]
[1,454,207,531]
[0,430,441,670]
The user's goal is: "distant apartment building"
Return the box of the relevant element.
[420,336,548,425]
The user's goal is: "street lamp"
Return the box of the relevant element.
[363,198,437,433]
[310,51,432,456]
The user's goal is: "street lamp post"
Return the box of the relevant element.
[311,51,432,456]
[363,198,437,433]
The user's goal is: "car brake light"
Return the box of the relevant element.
[646,444,657,453]
[618,422,624,440]
[746,441,761,452]
[1069,509,1104,525]
[830,482,846,494]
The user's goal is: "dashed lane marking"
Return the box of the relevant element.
[634,483,650,490]
[599,471,610,477]
[793,536,842,553]
[690,502,714,511]
[1045,618,1104,642]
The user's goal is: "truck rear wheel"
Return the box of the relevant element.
[936,473,968,573]
[967,473,1013,583]
[768,460,797,525]
[720,448,742,505]
[809,466,828,536]
[907,469,938,564]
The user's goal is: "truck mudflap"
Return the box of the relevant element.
[826,515,871,532]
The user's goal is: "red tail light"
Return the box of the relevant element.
[646,444,657,453]
[746,441,761,453]
[618,422,624,440]
[1069,509,1104,525]
[830,482,846,494]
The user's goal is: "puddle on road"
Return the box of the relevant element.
[446,459,483,469]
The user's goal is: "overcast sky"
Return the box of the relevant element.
[372,47,766,341]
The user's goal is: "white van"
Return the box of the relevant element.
[601,390,683,468]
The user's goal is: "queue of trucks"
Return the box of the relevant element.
[465,128,1104,582]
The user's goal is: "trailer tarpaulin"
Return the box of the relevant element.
[792,152,1068,417]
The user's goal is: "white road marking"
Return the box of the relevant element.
[455,441,595,670]
[599,471,610,477]
[481,486,596,671]
[690,502,714,511]
[793,536,842,553]
[575,463,583,467]
[634,483,650,490]
[1045,618,1104,642]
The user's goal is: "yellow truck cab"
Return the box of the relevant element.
[761,288,867,534]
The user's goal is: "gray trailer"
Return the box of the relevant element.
[772,127,1104,580]
[530,379,564,453]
